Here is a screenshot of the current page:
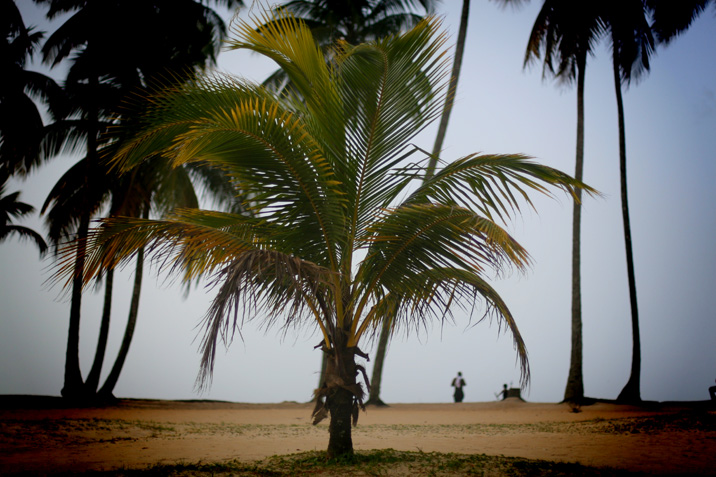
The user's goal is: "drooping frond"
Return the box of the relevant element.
[196,248,335,389]
[408,153,598,223]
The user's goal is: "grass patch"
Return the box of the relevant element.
[20,449,647,476]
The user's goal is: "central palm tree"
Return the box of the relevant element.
[523,0,604,404]
[64,9,592,458]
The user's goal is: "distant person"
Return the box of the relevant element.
[451,372,466,403]
[710,379,716,401]
[496,383,508,400]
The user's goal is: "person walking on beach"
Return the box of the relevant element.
[451,372,466,403]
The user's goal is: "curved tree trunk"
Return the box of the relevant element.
[426,0,470,180]
[61,211,89,400]
[612,57,641,404]
[563,53,586,404]
[61,88,99,401]
[366,317,390,406]
[98,244,144,400]
[368,0,471,405]
[84,268,114,393]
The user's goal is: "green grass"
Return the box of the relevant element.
[8,449,647,476]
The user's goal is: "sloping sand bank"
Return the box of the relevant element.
[1,397,714,475]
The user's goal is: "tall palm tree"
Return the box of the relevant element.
[36,0,242,401]
[600,0,654,405]
[522,0,604,404]
[0,0,64,177]
[61,10,593,457]
[368,0,470,406]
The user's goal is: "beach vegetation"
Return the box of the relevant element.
[57,7,593,458]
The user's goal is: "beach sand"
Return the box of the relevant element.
[1,397,714,474]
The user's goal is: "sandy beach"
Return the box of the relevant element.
[1,397,714,475]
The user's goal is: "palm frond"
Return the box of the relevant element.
[409,153,599,223]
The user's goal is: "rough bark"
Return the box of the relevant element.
[312,333,367,459]
[564,53,586,404]
[613,57,641,404]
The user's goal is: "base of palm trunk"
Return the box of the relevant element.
[326,386,354,459]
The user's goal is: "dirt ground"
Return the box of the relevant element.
[1,397,715,475]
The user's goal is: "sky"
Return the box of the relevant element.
[2,1,715,405]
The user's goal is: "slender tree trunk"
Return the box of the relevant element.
[426,0,470,180]
[62,88,99,401]
[366,0,472,406]
[613,58,641,404]
[84,268,114,393]
[98,244,144,400]
[61,211,89,400]
[366,317,390,406]
[564,54,586,404]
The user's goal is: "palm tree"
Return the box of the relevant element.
[261,0,438,93]
[0,178,47,255]
[36,0,242,401]
[600,0,655,405]
[647,0,715,44]
[0,0,64,177]
[368,0,470,406]
[61,10,592,457]
[522,0,604,404]
[260,0,438,400]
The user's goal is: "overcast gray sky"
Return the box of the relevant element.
[2,1,715,404]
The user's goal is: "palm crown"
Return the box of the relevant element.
[62,8,592,454]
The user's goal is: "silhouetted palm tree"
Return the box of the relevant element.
[600,0,655,405]
[0,178,47,255]
[35,0,242,401]
[522,0,604,404]
[0,0,63,177]
[60,10,593,457]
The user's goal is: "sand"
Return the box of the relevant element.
[1,397,714,475]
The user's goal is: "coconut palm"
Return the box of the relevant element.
[599,0,655,405]
[0,178,47,255]
[260,0,438,400]
[59,10,593,457]
[0,0,64,177]
[647,0,715,44]
[36,0,243,401]
[522,0,604,404]
[260,0,437,93]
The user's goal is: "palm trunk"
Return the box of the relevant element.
[613,57,641,404]
[324,339,358,459]
[61,211,89,400]
[84,268,114,393]
[366,0,471,405]
[98,243,144,400]
[62,88,99,401]
[426,0,470,180]
[564,54,586,404]
[366,317,390,406]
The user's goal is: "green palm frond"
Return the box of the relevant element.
[409,153,599,223]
